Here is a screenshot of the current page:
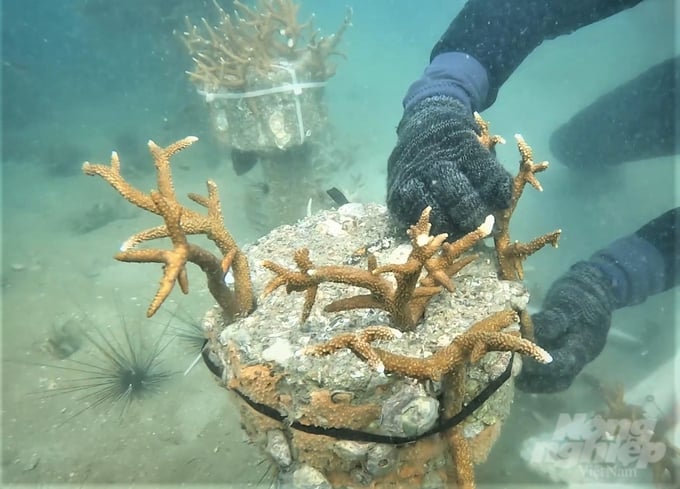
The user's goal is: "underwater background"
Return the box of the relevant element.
[1,0,677,487]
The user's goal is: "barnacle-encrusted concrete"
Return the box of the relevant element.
[203,203,529,488]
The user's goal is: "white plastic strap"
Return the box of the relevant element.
[198,64,326,145]
[198,80,326,100]
[272,63,306,144]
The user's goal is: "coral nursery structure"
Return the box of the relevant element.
[83,125,558,487]
[178,0,352,152]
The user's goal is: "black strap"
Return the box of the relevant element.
[229,355,514,445]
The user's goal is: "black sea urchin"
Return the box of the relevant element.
[44,316,174,422]
[168,306,207,355]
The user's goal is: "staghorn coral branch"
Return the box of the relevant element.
[438,365,475,488]
[472,119,562,281]
[117,192,192,316]
[116,192,235,318]
[449,425,475,489]
[473,112,506,152]
[254,0,306,41]
[304,326,402,373]
[83,137,202,224]
[263,207,489,331]
[306,309,552,381]
[120,225,170,251]
[179,0,351,92]
[83,137,253,319]
[597,382,680,485]
[263,247,395,323]
[149,137,195,199]
[518,308,535,342]
[420,214,494,291]
[82,150,157,214]
[303,6,352,79]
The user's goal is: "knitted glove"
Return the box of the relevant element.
[386,95,512,239]
[515,262,616,393]
[517,210,675,393]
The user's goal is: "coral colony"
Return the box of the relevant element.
[179,0,351,92]
[178,0,351,152]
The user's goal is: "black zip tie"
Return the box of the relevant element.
[224,355,514,446]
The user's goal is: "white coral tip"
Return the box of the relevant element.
[416,233,431,247]
[540,349,553,364]
[479,215,495,236]
[387,327,403,339]
[120,239,133,252]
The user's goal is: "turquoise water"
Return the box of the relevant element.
[2,1,677,487]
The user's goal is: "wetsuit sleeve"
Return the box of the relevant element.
[549,57,679,168]
[432,0,645,109]
[589,207,679,308]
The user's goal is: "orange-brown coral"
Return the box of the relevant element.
[598,381,679,485]
[82,137,253,319]
[495,134,562,281]
[305,310,552,381]
[474,114,561,281]
[179,0,352,91]
[263,207,491,331]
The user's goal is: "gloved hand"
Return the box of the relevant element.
[516,262,616,393]
[516,215,674,393]
[386,53,513,239]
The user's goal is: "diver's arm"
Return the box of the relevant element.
[550,56,679,168]
[517,207,678,393]
[617,207,680,300]
[428,0,645,110]
[387,0,644,239]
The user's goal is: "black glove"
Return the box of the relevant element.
[517,208,678,393]
[387,95,512,239]
[516,262,616,393]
